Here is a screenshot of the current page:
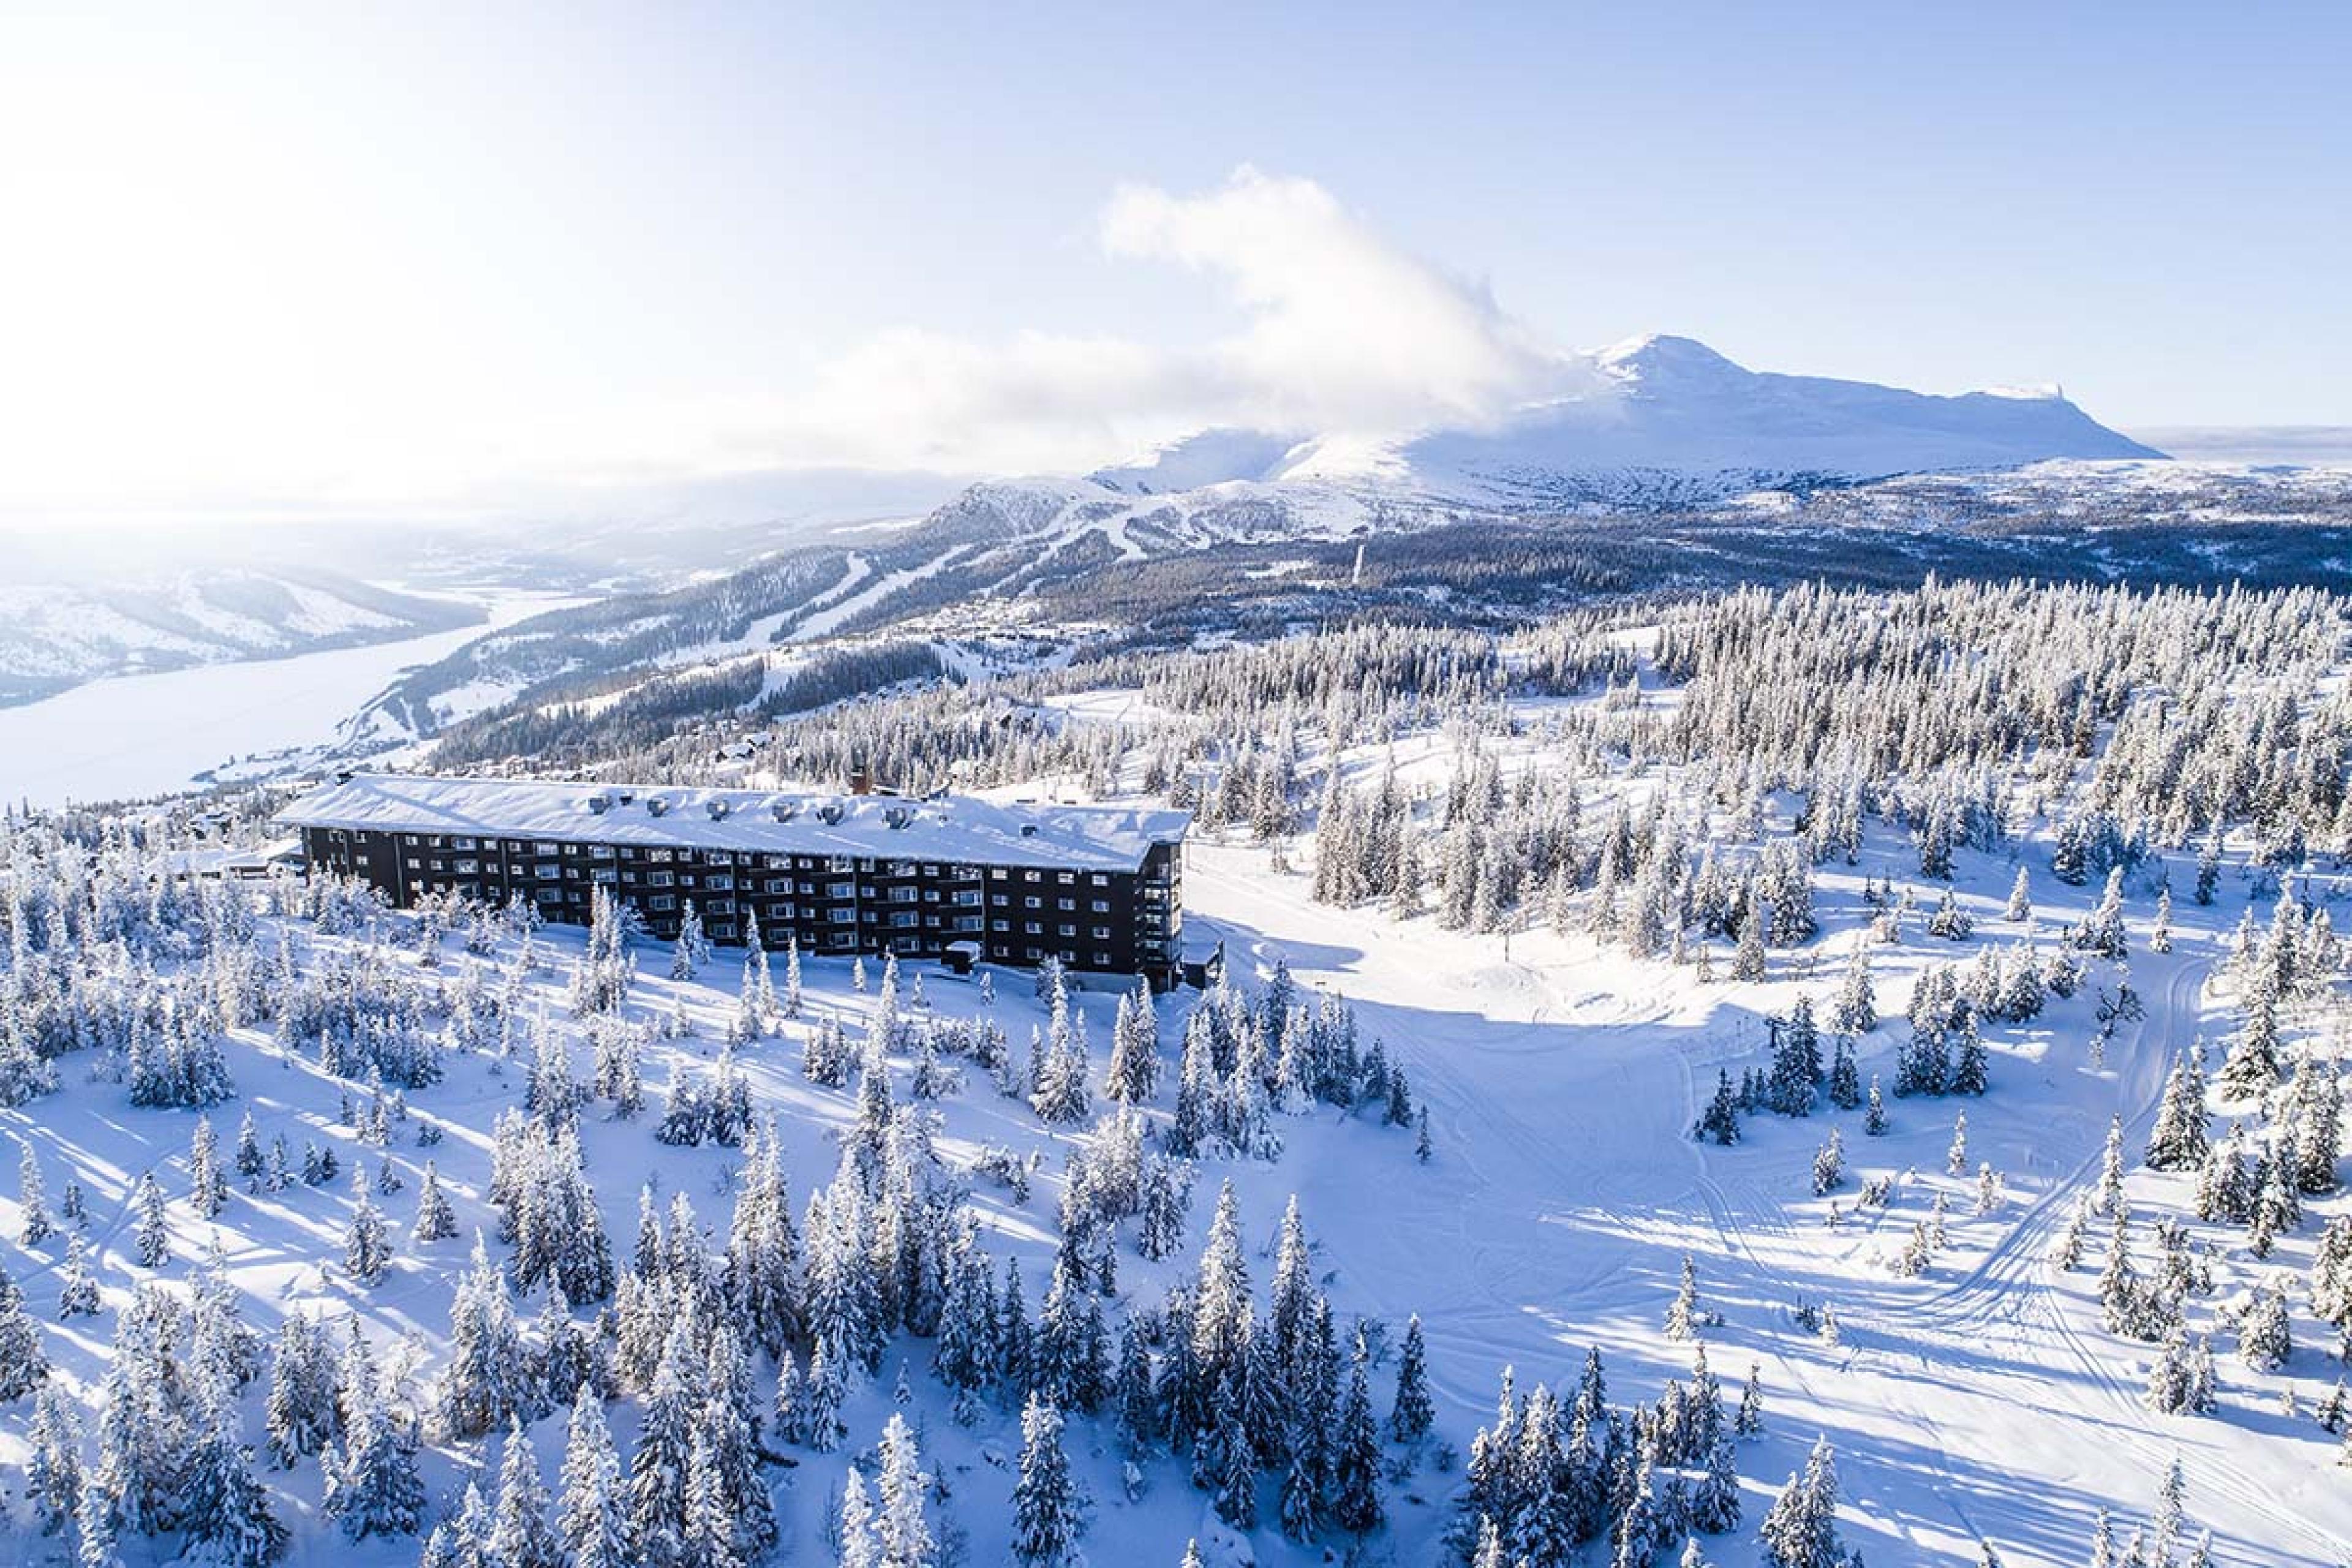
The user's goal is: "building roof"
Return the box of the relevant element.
[276,772,1189,873]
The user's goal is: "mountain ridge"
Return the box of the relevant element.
[1083,332,2162,510]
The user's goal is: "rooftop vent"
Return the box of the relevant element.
[584,794,611,815]
[1020,823,1038,837]
[646,797,669,818]
[815,803,843,826]
[883,805,913,829]
[706,799,731,821]
[771,801,799,823]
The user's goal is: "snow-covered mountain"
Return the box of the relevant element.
[0,569,481,706]
[1086,334,2160,512]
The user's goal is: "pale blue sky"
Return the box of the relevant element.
[2,1,2344,521]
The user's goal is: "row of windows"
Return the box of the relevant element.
[331,829,1128,889]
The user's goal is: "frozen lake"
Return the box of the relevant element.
[0,591,567,807]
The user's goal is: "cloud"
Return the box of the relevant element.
[745,167,1585,476]
[1099,165,1570,432]
[0,168,1588,529]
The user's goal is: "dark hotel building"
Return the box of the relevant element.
[279,773,1189,986]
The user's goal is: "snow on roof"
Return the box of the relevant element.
[276,773,1188,872]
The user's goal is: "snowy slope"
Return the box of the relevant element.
[0,570,481,706]
[1068,333,2161,524]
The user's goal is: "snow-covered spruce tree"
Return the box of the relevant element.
[2217,986,2285,1098]
[438,1232,532,1438]
[1691,1435,1741,1534]
[2095,1114,2128,1217]
[2146,1050,2212,1170]
[264,1312,339,1469]
[1864,1076,1888,1136]
[490,1414,563,1568]
[2146,1325,2218,1415]
[178,1378,287,1568]
[559,1381,630,1568]
[624,1322,698,1568]
[1811,1128,1845,1196]
[1332,1349,1385,1534]
[1732,891,1768,982]
[670,902,705,981]
[1758,1435,1842,1568]
[2239,1286,2291,1372]
[342,1170,391,1284]
[324,1334,424,1541]
[696,1325,776,1566]
[24,1381,81,1533]
[862,1409,935,1568]
[1106,980,1161,1104]
[420,1481,490,1568]
[1665,1253,1706,1340]
[2069,867,2130,960]
[1392,1313,1435,1442]
[1697,1069,1741,1145]
[1826,946,1876,1037]
[1826,1036,1860,1111]
[191,1114,230,1219]
[2313,1216,2352,1325]
[412,1159,458,1242]
[2005,867,2032,922]
[986,1392,1075,1564]
[134,1171,170,1267]
[57,1234,100,1318]
[18,1141,53,1245]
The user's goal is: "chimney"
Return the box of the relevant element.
[848,760,874,796]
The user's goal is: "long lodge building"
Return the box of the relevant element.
[279,772,1189,986]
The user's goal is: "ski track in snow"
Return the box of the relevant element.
[1182,837,2351,1568]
